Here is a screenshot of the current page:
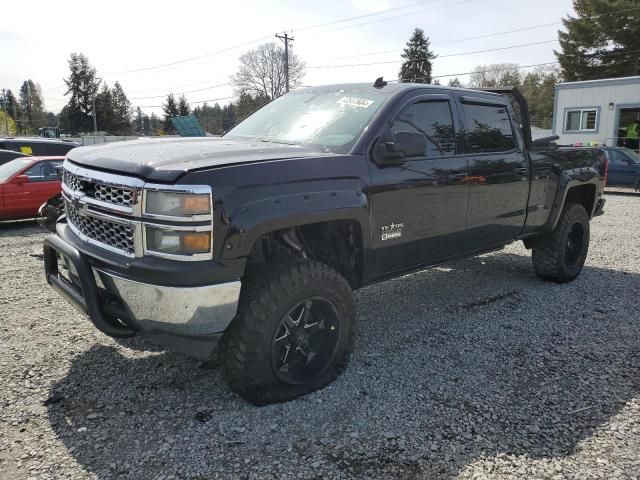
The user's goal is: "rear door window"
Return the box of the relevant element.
[461,102,516,153]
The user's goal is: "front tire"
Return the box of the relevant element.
[532,202,590,283]
[220,257,356,405]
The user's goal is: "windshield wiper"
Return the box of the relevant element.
[259,139,297,146]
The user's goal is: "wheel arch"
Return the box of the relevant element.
[547,171,600,231]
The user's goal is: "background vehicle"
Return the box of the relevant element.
[39,127,61,139]
[43,82,606,405]
[0,156,64,220]
[0,138,79,165]
[602,147,640,189]
[0,149,31,165]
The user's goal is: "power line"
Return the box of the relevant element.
[307,40,559,69]
[127,77,230,95]
[307,0,473,35]
[330,23,562,60]
[293,0,442,32]
[104,36,273,75]
[101,0,471,76]
[325,4,640,60]
[389,61,562,82]
[129,82,231,100]
[136,95,237,109]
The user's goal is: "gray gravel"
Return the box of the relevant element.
[1,195,639,480]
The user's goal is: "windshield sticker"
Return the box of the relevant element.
[337,97,374,109]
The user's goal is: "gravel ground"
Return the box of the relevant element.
[1,195,639,480]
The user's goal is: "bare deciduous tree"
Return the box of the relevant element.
[232,42,305,99]
[469,63,522,88]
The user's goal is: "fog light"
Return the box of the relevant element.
[146,227,211,256]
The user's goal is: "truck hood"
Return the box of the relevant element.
[66,137,326,182]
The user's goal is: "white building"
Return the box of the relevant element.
[552,76,640,147]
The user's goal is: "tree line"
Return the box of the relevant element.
[0,81,58,136]
[396,0,638,128]
[2,0,636,137]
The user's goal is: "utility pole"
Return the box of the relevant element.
[1,89,9,135]
[203,102,208,135]
[92,95,97,134]
[276,32,294,93]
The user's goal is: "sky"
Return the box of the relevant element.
[0,0,576,116]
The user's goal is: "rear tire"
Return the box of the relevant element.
[532,202,590,283]
[220,257,356,405]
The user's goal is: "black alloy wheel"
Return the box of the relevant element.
[565,222,585,268]
[271,298,341,385]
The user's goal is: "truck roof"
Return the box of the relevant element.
[297,82,504,97]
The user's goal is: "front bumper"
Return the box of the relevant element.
[43,228,241,358]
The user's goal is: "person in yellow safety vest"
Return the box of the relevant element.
[626,119,640,151]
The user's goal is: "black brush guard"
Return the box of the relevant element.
[43,234,136,338]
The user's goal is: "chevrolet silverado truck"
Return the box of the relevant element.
[43,81,606,405]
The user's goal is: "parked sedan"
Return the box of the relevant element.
[0,156,64,220]
[604,147,640,189]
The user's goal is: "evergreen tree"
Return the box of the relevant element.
[178,95,191,116]
[95,83,114,133]
[150,112,163,135]
[221,104,237,132]
[46,112,58,127]
[162,94,179,133]
[18,80,46,133]
[399,28,437,83]
[142,114,152,136]
[111,82,132,134]
[556,0,640,81]
[0,111,17,136]
[63,53,101,133]
[448,77,463,88]
[521,67,562,129]
[235,92,270,122]
[3,89,19,120]
[134,106,144,134]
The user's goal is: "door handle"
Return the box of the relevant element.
[514,167,529,175]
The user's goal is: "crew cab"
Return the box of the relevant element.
[0,156,64,220]
[43,82,606,404]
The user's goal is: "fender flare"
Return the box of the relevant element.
[546,167,600,231]
[220,188,371,259]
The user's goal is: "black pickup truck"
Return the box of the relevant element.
[43,81,606,404]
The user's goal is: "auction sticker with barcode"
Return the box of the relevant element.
[337,97,374,108]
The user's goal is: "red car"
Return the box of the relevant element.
[0,156,64,220]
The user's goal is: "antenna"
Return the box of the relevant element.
[373,77,387,88]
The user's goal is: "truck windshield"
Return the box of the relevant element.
[224,89,389,153]
[0,158,32,183]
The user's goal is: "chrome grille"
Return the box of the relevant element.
[63,169,137,208]
[93,183,135,207]
[63,170,83,191]
[65,202,135,255]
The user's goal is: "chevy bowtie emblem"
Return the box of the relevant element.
[71,191,86,212]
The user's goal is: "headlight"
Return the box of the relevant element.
[146,227,211,256]
[145,190,211,217]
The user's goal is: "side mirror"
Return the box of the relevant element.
[12,175,29,185]
[373,131,426,165]
[386,131,427,158]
